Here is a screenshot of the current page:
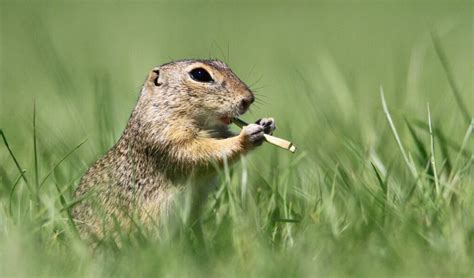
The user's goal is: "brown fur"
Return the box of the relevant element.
[72,59,271,237]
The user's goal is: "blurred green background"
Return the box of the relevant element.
[1,1,473,277]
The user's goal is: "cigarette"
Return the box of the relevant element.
[232,118,297,153]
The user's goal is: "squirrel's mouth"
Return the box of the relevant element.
[218,105,247,126]
[219,117,232,125]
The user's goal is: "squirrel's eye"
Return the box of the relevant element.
[189,68,214,83]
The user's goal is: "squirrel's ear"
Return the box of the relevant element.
[146,67,162,87]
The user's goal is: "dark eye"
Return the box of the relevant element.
[189,68,214,83]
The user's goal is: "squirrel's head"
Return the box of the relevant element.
[141,59,254,127]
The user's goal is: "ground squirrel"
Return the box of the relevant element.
[73,59,275,236]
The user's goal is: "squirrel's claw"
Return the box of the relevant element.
[241,124,265,148]
[255,118,276,135]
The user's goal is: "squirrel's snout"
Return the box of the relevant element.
[239,95,255,113]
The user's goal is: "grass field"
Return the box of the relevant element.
[1,1,473,277]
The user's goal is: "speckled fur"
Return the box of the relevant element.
[73,59,272,237]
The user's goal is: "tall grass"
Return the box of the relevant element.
[1,1,473,277]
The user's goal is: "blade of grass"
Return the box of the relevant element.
[39,139,87,188]
[9,170,26,217]
[427,104,440,196]
[370,162,387,196]
[32,103,41,209]
[59,191,93,213]
[240,155,248,207]
[411,119,471,159]
[380,87,417,179]
[404,117,429,166]
[431,31,471,125]
[53,182,79,238]
[449,119,474,182]
[0,129,30,187]
[272,218,300,223]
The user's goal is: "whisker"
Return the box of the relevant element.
[252,91,268,96]
[250,85,266,93]
[246,64,257,80]
[248,74,264,88]
[254,101,268,107]
[253,94,269,100]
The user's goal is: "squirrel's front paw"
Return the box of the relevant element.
[256,118,276,135]
[240,124,265,148]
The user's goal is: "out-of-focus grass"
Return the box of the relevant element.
[1,1,473,277]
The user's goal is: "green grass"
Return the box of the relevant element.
[1,1,473,277]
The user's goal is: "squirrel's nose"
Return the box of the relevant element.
[240,95,255,112]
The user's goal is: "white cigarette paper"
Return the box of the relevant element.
[231,118,297,153]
